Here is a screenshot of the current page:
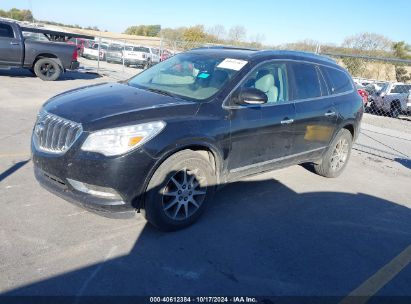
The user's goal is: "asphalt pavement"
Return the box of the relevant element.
[0,66,410,300]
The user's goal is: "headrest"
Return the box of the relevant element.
[255,70,274,93]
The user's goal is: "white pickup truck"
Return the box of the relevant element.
[82,42,107,61]
[123,45,160,68]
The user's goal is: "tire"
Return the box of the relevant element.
[33,58,61,81]
[369,101,377,112]
[144,150,216,231]
[144,60,151,69]
[390,102,401,118]
[314,129,353,178]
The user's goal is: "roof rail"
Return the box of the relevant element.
[258,49,337,64]
[191,45,258,51]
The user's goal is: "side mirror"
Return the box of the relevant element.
[235,88,267,105]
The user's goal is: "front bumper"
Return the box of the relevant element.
[32,138,157,215]
[34,166,134,218]
[107,56,123,63]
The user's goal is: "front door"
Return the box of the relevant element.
[227,61,296,175]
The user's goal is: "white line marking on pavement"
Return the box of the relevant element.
[339,244,411,304]
[75,245,118,299]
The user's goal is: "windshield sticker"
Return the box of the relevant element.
[197,72,210,79]
[217,58,248,71]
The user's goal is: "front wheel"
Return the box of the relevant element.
[390,102,402,118]
[144,60,151,69]
[33,58,61,81]
[314,129,353,178]
[143,150,216,231]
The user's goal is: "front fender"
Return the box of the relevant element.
[145,136,225,182]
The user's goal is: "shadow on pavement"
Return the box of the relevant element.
[2,176,411,299]
[0,160,30,182]
[0,68,101,81]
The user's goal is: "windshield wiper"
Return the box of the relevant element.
[145,88,177,98]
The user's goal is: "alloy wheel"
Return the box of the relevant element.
[162,168,207,221]
[40,62,56,78]
[330,138,349,171]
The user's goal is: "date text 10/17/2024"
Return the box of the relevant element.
[149,297,258,303]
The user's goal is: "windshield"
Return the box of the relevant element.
[128,53,247,101]
[110,45,123,51]
[133,46,150,53]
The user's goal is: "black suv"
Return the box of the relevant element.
[32,47,363,231]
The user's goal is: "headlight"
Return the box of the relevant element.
[81,121,165,156]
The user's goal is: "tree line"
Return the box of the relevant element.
[0,8,33,21]
[2,8,410,81]
[0,8,101,31]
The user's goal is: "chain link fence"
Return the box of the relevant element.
[321,53,411,162]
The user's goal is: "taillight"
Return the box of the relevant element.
[72,48,78,61]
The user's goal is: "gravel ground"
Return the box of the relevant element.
[362,112,411,134]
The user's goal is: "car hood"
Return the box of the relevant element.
[43,82,196,125]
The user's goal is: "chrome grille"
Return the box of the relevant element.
[33,111,82,154]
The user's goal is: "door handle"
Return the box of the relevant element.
[281,118,294,125]
[324,111,336,117]
[10,42,19,45]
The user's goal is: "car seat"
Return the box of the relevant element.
[255,70,278,103]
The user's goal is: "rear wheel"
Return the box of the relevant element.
[314,129,353,178]
[143,150,216,231]
[33,58,61,81]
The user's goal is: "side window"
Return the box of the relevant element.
[391,85,411,94]
[241,62,289,103]
[0,24,15,38]
[316,66,329,96]
[290,63,322,100]
[321,66,353,94]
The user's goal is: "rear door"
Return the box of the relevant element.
[290,62,337,158]
[0,23,23,66]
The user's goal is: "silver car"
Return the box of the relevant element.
[372,82,411,117]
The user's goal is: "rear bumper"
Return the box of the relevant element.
[107,57,123,63]
[124,58,146,66]
[70,61,80,70]
[82,54,99,60]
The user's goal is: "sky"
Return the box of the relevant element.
[2,0,411,45]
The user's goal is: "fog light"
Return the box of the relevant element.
[67,178,121,199]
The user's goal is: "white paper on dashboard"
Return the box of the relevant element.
[217,58,248,71]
